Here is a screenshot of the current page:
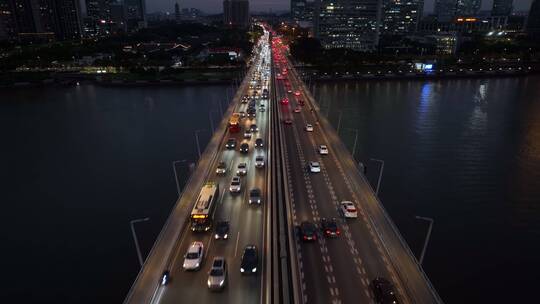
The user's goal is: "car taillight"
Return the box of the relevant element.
[303,235,308,240]
[326,230,330,235]
[336,230,340,235]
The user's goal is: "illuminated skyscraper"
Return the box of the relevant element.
[382,0,423,35]
[492,0,512,16]
[223,0,249,28]
[314,0,382,51]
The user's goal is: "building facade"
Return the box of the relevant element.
[492,0,512,16]
[455,0,481,16]
[124,0,146,30]
[223,0,249,28]
[382,0,423,35]
[527,0,540,37]
[314,0,382,51]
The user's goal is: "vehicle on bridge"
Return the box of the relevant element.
[182,241,204,271]
[190,182,219,232]
[207,257,227,291]
[229,113,241,133]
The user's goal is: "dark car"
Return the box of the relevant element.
[226,138,236,149]
[372,278,399,304]
[300,221,317,241]
[214,221,230,240]
[248,188,262,205]
[320,218,340,237]
[247,108,257,117]
[250,124,258,132]
[160,270,171,286]
[240,143,249,154]
[255,138,264,148]
[240,245,258,274]
[284,118,293,125]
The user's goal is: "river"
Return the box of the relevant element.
[1,77,539,303]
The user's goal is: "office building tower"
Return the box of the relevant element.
[85,0,112,35]
[492,0,512,16]
[456,0,481,16]
[291,0,305,21]
[175,2,180,22]
[223,0,249,28]
[314,0,382,51]
[125,0,146,30]
[0,0,16,40]
[382,0,423,35]
[435,0,457,22]
[527,0,540,37]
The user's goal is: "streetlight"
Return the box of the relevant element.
[130,217,150,267]
[370,158,384,196]
[336,110,343,134]
[415,216,434,265]
[195,129,205,159]
[172,159,188,197]
[345,128,359,159]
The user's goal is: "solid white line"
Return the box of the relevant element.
[234,231,240,257]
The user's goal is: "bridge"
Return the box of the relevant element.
[124,28,443,304]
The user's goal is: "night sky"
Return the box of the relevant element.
[148,0,534,14]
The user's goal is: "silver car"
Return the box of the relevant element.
[207,257,227,291]
[237,162,248,176]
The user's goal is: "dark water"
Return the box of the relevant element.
[1,77,539,303]
[0,84,230,303]
[313,76,540,303]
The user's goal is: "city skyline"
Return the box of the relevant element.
[146,0,534,14]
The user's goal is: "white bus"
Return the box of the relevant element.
[190,182,219,232]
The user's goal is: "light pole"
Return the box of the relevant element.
[130,217,150,267]
[172,159,188,197]
[336,110,343,134]
[345,128,359,159]
[370,158,384,196]
[415,216,434,265]
[195,129,205,159]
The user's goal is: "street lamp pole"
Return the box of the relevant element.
[337,110,343,134]
[130,217,150,267]
[172,159,188,197]
[195,129,205,159]
[345,128,359,159]
[370,158,384,195]
[415,216,434,265]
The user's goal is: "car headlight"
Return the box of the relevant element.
[240,268,245,272]
[195,262,200,268]
[219,280,224,286]
[207,279,212,287]
[257,199,261,203]
[224,234,228,239]
[252,267,257,272]
[205,227,210,231]
[215,234,219,239]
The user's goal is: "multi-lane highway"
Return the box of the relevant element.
[271,36,442,304]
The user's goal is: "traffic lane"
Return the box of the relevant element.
[279,97,333,304]
[287,105,375,304]
[287,71,413,302]
[288,71,397,278]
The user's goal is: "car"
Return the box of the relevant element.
[244,130,252,139]
[249,188,262,205]
[284,118,293,125]
[259,107,266,112]
[207,257,227,290]
[225,138,236,149]
[247,107,257,117]
[294,91,301,96]
[237,162,248,175]
[160,270,171,285]
[239,111,246,118]
[239,143,249,154]
[281,97,289,105]
[318,145,329,155]
[309,161,321,173]
[372,278,399,304]
[294,107,301,113]
[240,245,258,274]
[297,99,305,106]
[287,89,293,94]
[300,221,317,241]
[255,138,264,148]
[183,241,204,271]
[305,124,313,132]
[229,176,241,193]
[242,95,249,103]
[216,161,227,174]
[320,218,340,237]
[248,100,256,108]
[214,221,230,240]
[340,201,358,218]
[255,155,265,168]
[250,124,258,132]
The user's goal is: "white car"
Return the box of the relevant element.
[229,176,241,193]
[318,145,329,155]
[237,162,248,175]
[255,155,265,168]
[305,124,313,132]
[244,130,252,139]
[216,161,227,174]
[309,161,321,173]
[340,201,358,218]
[183,241,204,270]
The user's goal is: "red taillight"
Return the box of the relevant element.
[313,235,317,240]
[326,230,330,235]
[336,230,341,235]
[303,235,308,240]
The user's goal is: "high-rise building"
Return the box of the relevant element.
[124,0,146,30]
[492,0,512,16]
[291,0,305,21]
[0,0,16,40]
[174,2,180,23]
[314,0,382,51]
[382,0,423,35]
[456,0,481,16]
[527,0,540,37]
[85,0,112,35]
[223,0,249,28]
